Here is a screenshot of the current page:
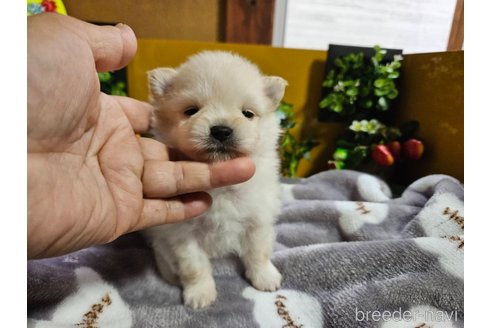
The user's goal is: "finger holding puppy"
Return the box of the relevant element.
[137,193,213,229]
[140,137,256,198]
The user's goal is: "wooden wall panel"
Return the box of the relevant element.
[63,0,225,41]
[447,0,464,50]
[225,0,275,44]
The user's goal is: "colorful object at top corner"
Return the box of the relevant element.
[27,0,67,16]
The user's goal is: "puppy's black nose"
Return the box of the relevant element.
[210,126,233,142]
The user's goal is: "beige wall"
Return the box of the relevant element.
[63,0,225,41]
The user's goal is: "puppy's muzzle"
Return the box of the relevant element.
[210,125,233,142]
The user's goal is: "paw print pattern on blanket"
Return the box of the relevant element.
[356,174,392,202]
[413,192,464,280]
[335,201,389,235]
[34,267,132,328]
[242,287,323,328]
[415,192,464,238]
[415,237,463,279]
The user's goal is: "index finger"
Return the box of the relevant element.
[142,157,256,198]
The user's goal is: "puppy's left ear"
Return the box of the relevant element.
[147,67,177,99]
[263,76,288,109]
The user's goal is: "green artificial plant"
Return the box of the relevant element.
[98,72,127,96]
[320,45,424,171]
[320,45,403,119]
[277,101,318,177]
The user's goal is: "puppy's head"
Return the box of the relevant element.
[147,51,287,162]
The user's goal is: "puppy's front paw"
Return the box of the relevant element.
[247,261,282,292]
[183,279,217,309]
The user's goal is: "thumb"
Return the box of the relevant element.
[81,22,137,72]
[28,14,137,72]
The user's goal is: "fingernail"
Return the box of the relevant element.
[115,23,129,31]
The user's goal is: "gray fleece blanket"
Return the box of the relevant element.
[28,170,464,328]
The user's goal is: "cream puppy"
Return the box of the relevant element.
[143,51,287,309]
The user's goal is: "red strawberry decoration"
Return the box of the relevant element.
[386,141,401,161]
[402,139,424,160]
[372,145,394,166]
[42,0,57,12]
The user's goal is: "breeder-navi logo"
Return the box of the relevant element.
[355,307,458,322]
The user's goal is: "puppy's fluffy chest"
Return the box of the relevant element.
[191,168,280,258]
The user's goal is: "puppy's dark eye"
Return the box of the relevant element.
[184,106,199,116]
[242,110,255,119]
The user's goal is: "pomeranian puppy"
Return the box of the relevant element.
[143,51,287,309]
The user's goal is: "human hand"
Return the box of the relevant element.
[27,13,255,259]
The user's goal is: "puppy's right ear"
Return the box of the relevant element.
[263,76,288,109]
[147,68,177,98]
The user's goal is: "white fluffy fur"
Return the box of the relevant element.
[143,51,287,309]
